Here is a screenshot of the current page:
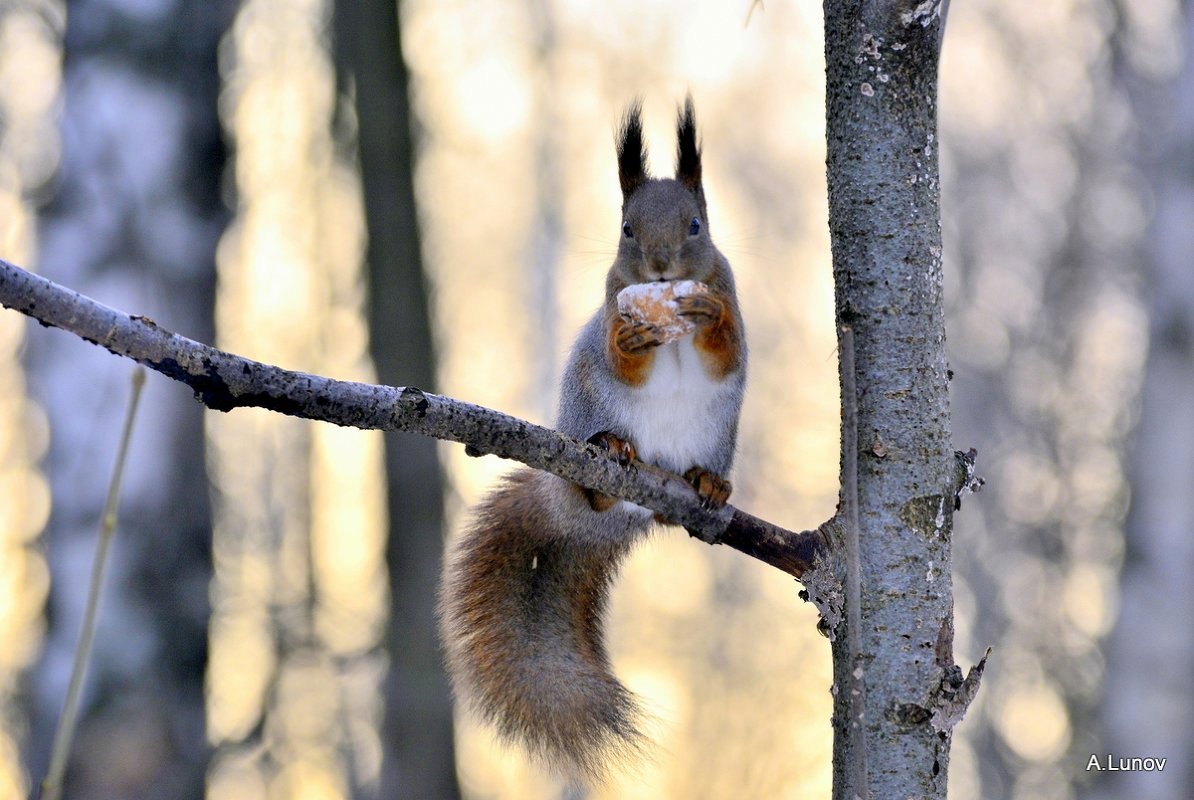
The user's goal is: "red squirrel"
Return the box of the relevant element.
[438,98,747,781]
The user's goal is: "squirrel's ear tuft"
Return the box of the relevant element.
[617,100,648,200]
[675,95,702,191]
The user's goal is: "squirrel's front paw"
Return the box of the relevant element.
[615,320,665,353]
[683,467,732,510]
[674,293,725,327]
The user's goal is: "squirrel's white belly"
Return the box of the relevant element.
[618,335,729,474]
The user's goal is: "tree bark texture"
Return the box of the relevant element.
[332,1,461,796]
[823,2,965,797]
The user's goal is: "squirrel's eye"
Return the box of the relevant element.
[689,217,701,236]
[622,221,634,239]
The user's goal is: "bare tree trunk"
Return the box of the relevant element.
[824,3,969,797]
[332,2,461,796]
[23,1,235,796]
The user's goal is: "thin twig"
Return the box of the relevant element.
[41,367,146,800]
[744,0,765,27]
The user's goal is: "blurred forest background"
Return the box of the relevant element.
[0,0,1191,798]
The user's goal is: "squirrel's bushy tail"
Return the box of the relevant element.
[438,469,644,780]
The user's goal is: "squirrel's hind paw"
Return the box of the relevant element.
[588,430,638,466]
[683,466,732,509]
[582,431,639,511]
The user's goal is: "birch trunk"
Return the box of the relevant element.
[823,3,962,797]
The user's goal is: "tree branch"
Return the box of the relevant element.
[2,257,830,578]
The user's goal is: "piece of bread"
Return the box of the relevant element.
[615,280,710,344]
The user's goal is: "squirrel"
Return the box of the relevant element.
[438,97,747,781]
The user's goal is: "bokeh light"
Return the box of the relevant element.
[0,3,62,798]
[206,0,385,797]
[0,0,1188,797]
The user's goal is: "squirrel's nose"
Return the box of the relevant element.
[647,251,671,277]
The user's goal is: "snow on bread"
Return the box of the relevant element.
[615,280,710,345]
